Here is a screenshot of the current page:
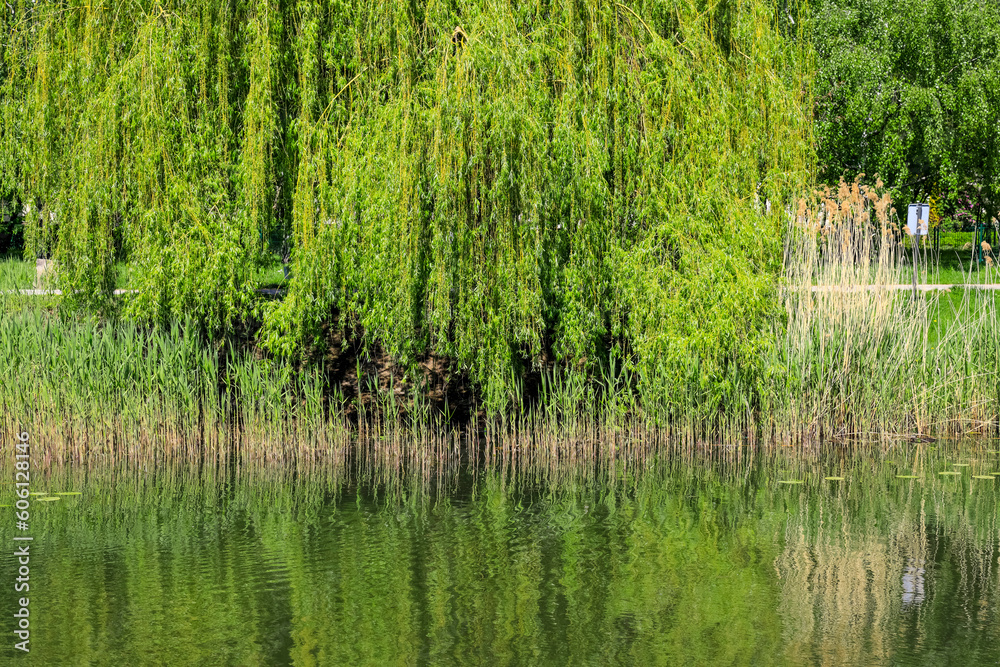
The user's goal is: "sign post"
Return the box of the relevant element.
[907,203,929,303]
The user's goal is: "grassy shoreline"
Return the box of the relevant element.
[3,182,998,459]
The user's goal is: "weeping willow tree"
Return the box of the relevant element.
[2,0,815,420]
[263,0,816,416]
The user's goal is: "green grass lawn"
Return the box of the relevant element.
[937,230,978,249]
[926,287,997,348]
[901,228,999,283]
[255,258,290,288]
[925,249,997,284]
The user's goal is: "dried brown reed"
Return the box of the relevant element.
[777,177,1000,442]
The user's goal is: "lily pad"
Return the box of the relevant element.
[778,480,804,485]
[938,471,963,476]
[825,476,845,481]
[36,497,60,502]
[972,475,996,480]
[896,475,920,479]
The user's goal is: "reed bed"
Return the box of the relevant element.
[3,176,999,468]
[0,303,705,471]
[774,178,1000,442]
[3,311,259,461]
[0,311,222,461]
[0,307,475,469]
[3,297,995,471]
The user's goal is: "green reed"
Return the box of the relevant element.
[0,306,465,464]
[0,310,221,458]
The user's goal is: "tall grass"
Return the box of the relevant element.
[776,178,1000,441]
[0,311,222,460]
[0,307,469,466]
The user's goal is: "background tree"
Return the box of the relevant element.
[811,0,1000,224]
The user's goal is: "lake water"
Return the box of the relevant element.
[2,441,998,665]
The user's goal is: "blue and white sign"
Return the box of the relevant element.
[907,203,930,236]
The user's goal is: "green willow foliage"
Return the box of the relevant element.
[1,0,291,324]
[270,0,816,413]
[811,0,1000,213]
[1,0,815,415]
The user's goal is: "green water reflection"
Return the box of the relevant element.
[2,442,999,665]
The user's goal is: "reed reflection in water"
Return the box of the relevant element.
[0,440,997,665]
